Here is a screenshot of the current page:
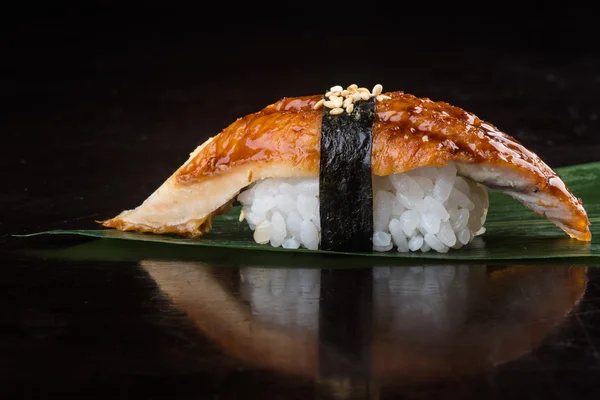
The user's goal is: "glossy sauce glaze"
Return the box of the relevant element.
[178,95,323,183]
[107,91,591,241]
[180,92,577,192]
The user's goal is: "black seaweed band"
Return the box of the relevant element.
[318,98,375,252]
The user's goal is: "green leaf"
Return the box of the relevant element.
[14,162,600,261]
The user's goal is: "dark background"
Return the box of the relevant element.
[2,7,600,400]
[2,8,599,235]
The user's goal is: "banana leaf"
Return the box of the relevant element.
[15,162,600,261]
[19,237,600,268]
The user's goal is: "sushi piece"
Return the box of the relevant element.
[101,84,591,253]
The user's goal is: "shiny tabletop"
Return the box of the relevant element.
[3,12,600,400]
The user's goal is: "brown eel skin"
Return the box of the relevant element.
[102,91,591,242]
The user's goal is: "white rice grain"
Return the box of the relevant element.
[237,161,488,253]
[300,220,319,250]
[270,212,287,247]
[253,220,272,244]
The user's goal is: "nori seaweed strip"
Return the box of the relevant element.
[319,98,375,252]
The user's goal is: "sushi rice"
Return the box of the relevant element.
[237,162,489,253]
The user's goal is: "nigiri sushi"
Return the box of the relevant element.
[101,84,591,253]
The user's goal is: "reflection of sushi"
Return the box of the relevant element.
[140,260,587,384]
[102,84,591,253]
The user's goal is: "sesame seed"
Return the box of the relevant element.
[323,83,390,114]
[247,169,253,181]
[372,84,383,96]
[422,136,429,142]
[239,209,246,222]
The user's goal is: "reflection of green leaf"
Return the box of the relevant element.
[14,162,600,261]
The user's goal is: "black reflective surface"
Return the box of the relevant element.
[3,11,600,399]
[3,242,600,399]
